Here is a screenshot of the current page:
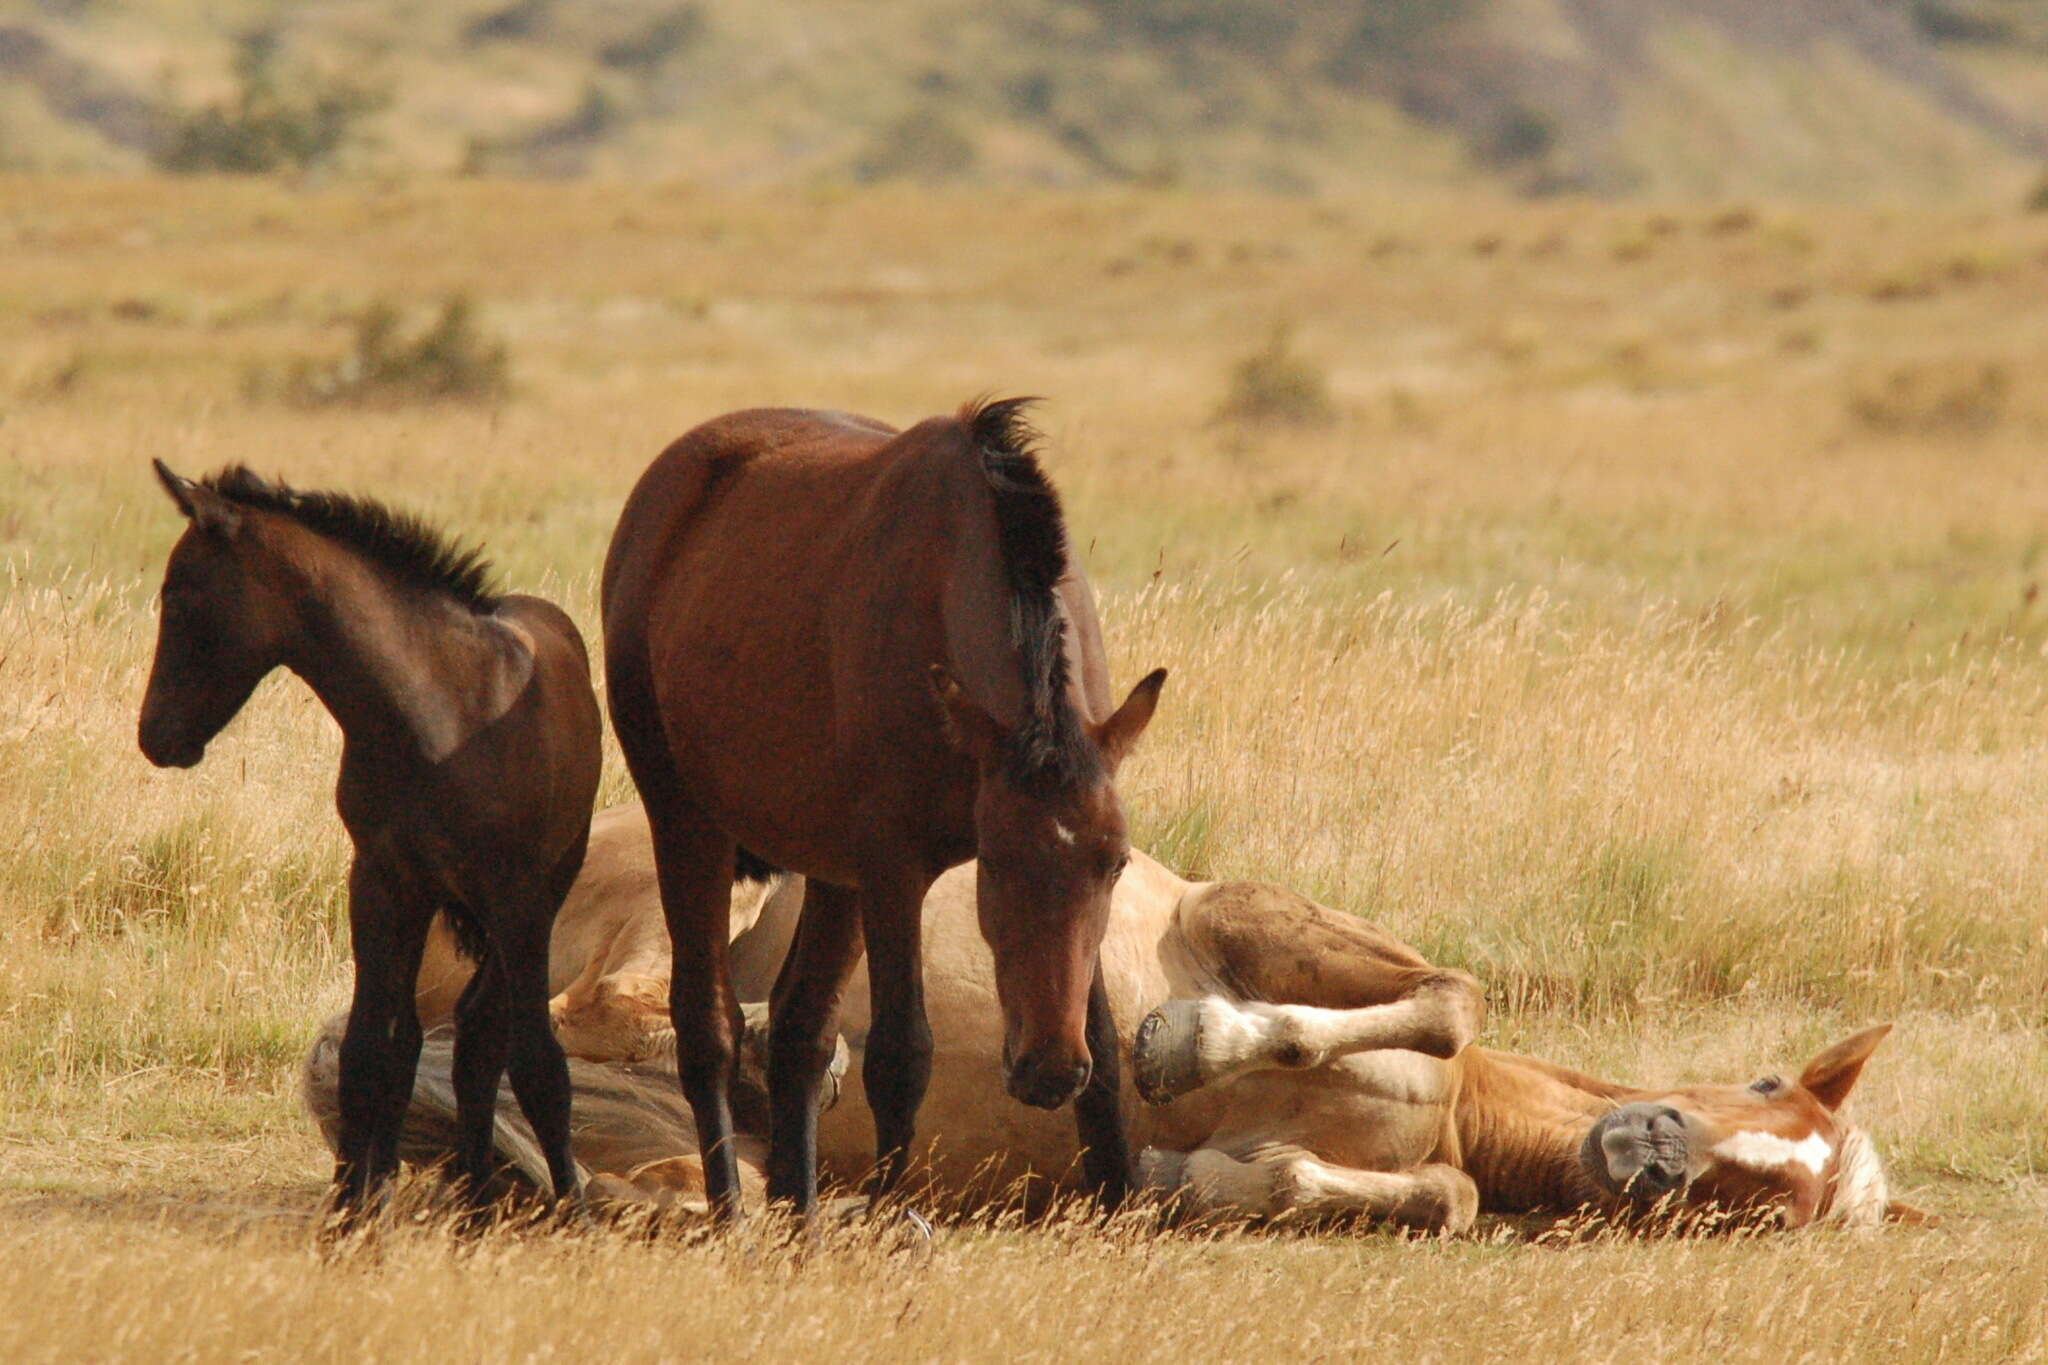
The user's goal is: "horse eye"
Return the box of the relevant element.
[1750,1076,1782,1096]
[1108,853,1130,880]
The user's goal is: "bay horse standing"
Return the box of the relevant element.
[139,462,602,1226]
[602,399,1166,1218]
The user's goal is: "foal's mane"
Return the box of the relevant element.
[201,466,500,612]
[960,396,1096,786]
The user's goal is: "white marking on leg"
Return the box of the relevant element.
[1711,1129,1832,1176]
[1191,998,1284,1077]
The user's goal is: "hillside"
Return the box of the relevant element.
[1,0,2046,197]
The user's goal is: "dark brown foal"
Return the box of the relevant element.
[139,463,601,1228]
[603,399,1165,1219]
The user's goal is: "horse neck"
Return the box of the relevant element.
[266,523,508,762]
[1453,1047,1639,1214]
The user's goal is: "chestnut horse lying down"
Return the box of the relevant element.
[304,805,1917,1231]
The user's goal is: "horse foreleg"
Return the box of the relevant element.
[765,879,865,1216]
[1075,963,1132,1208]
[859,871,936,1197]
[1139,1145,1478,1233]
[1133,973,1483,1104]
[332,860,432,1227]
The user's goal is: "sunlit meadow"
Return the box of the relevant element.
[3,178,2045,1359]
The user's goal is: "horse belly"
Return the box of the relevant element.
[1215,1054,1455,1173]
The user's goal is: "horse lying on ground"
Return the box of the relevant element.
[143,463,601,1228]
[305,804,1922,1232]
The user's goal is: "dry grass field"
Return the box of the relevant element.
[4,176,2048,1360]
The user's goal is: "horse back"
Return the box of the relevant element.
[602,408,904,628]
[600,405,1021,876]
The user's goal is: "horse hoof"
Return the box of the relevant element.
[1133,1000,1206,1104]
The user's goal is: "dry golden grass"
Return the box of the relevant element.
[1,1201,2045,1363]
[4,176,2047,1357]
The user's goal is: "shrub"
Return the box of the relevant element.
[154,30,383,175]
[1911,0,2024,45]
[1215,325,1335,427]
[598,5,704,71]
[463,0,553,45]
[263,296,509,407]
[853,108,977,183]
[1848,360,2008,435]
[2026,170,2048,213]
[1482,106,1556,166]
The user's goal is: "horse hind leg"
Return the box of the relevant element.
[1139,1145,1477,1234]
[641,795,747,1220]
[450,942,514,1210]
[1134,974,1483,1105]
[487,887,582,1214]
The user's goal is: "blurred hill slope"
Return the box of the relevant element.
[2,0,2044,197]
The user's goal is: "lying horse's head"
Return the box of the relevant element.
[934,665,1166,1110]
[1580,1024,1921,1229]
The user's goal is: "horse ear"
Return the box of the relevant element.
[1798,1022,1892,1110]
[1094,667,1167,771]
[152,460,242,537]
[930,665,1004,763]
[154,459,198,517]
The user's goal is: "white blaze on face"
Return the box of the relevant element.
[1710,1128,1833,1176]
[1051,821,1077,846]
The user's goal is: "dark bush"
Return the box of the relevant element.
[598,5,704,71]
[1216,325,1335,427]
[853,108,977,183]
[154,30,382,175]
[264,296,510,407]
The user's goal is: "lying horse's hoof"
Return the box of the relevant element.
[1133,1000,1206,1105]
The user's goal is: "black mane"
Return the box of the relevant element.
[962,396,1098,786]
[201,465,501,612]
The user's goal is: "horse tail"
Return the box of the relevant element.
[300,1011,703,1190]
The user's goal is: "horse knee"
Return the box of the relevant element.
[674,1029,738,1103]
[1410,970,1485,1059]
[1389,1166,1479,1234]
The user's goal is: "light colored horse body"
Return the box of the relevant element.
[313,804,1914,1231]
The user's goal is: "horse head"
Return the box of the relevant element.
[934,664,1166,1110]
[139,461,298,769]
[1580,1023,1926,1228]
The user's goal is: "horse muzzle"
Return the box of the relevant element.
[1003,1048,1092,1110]
[138,722,206,769]
[1583,1103,1694,1200]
